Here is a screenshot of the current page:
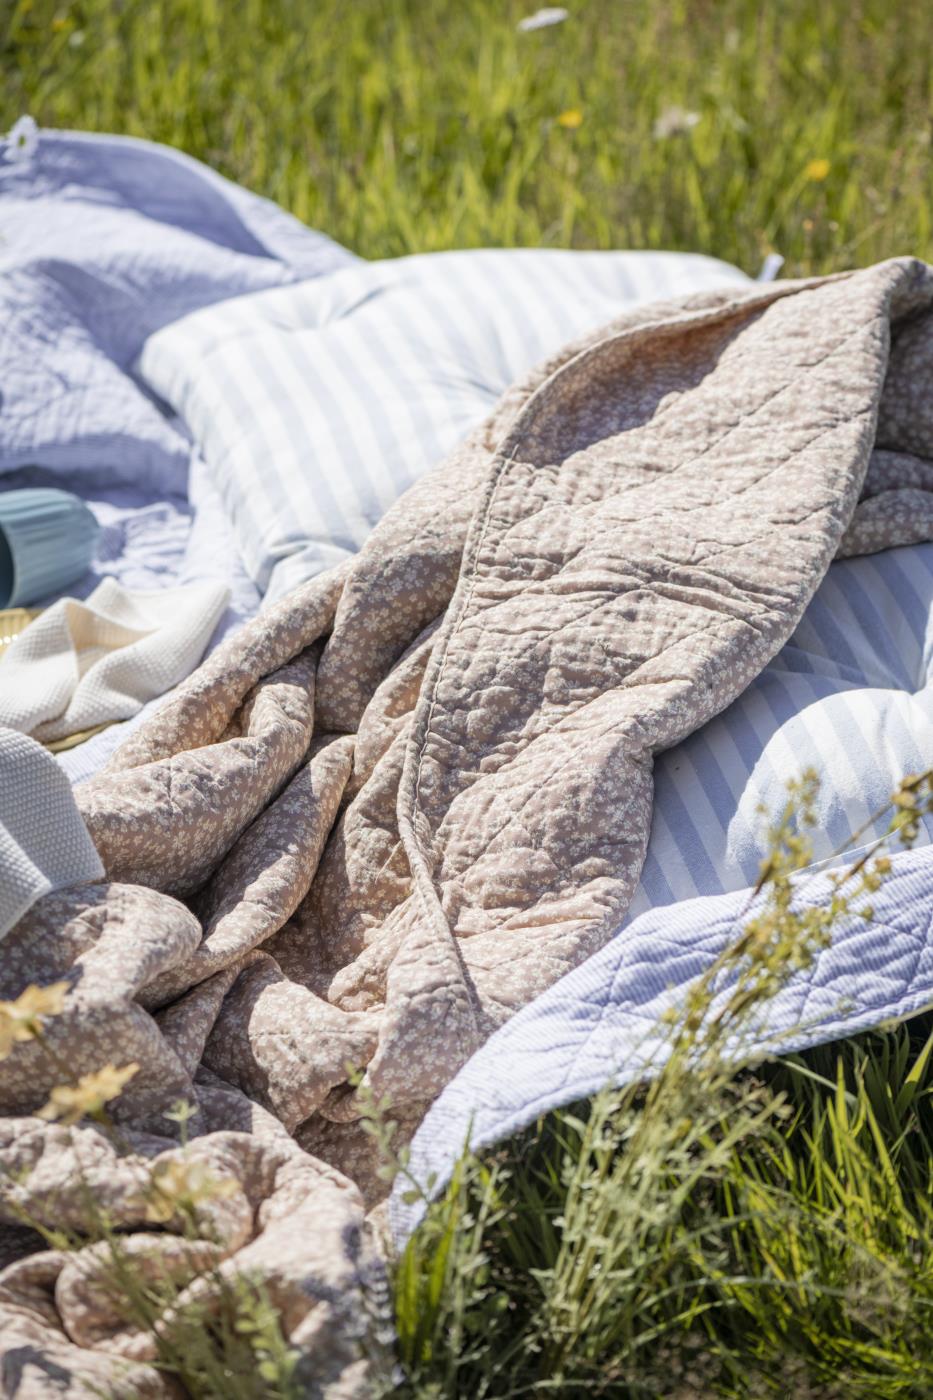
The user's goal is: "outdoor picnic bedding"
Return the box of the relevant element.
[4,252,933,1394]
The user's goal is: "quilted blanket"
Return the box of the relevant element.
[4,257,933,1395]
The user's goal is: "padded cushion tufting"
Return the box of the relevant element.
[138,248,751,601]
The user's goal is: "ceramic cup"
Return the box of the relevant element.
[0,488,99,608]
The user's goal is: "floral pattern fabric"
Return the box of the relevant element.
[4,260,933,1394]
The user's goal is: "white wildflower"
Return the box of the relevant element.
[5,115,39,165]
[517,7,569,33]
[653,105,701,140]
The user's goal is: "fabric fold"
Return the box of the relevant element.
[0,577,229,742]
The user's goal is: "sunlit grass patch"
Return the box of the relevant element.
[3,0,933,271]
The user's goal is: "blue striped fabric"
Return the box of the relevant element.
[139,248,752,601]
[139,248,933,904]
[631,541,933,913]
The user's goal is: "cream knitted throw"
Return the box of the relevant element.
[0,578,229,742]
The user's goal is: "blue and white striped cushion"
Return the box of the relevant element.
[139,247,933,910]
[632,541,933,914]
[138,248,751,601]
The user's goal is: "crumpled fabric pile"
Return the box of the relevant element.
[3,259,933,1394]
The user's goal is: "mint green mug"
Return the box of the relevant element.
[0,488,99,608]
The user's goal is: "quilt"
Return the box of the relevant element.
[3,257,933,1394]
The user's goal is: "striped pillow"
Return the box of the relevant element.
[139,247,932,906]
[633,540,933,911]
[138,248,751,602]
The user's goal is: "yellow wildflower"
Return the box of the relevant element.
[141,1156,239,1223]
[0,982,69,1060]
[557,108,583,129]
[804,158,831,182]
[38,1062,139,1125]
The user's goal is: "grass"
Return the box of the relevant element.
[389,1016,933,1398]
[3,0,933,272]
[3,1,933,1394]
[385,777,933,1397]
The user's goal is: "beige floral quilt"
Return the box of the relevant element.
[4,258,933,1396]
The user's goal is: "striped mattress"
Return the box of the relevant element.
[139,247,933,902]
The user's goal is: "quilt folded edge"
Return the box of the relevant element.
[392,840,933,1241]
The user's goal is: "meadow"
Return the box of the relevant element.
[3,1,933,1394]
[5,0,933,273]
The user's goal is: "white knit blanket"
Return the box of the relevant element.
[0,578,229,742]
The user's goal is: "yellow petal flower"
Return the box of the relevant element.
[557,108,583,129]
[804,158,831,182]
[0,982,69,1060]
[37,1062,139,1126]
